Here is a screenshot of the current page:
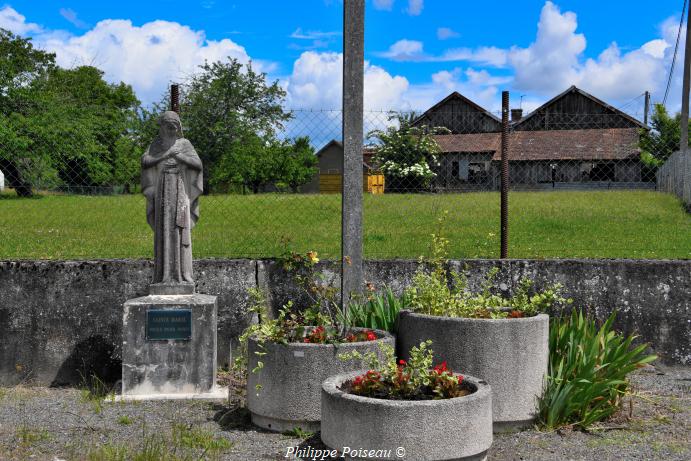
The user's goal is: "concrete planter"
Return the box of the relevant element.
[247,329,394,432]
[321,371,492,461]
[398,311,549,430]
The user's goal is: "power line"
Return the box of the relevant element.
[663,0,688,106]
[616,93,645,111]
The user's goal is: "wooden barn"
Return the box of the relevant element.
[302,140,384,194]
[412,91,502,134]
[417,86,651,191]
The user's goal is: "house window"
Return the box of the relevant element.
[451,161,460,178]
[468,163,487,184]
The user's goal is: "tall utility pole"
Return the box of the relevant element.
[500,91,509,259]
[341,0,365,307]
[644,91,650,126]
[681,4,691,152]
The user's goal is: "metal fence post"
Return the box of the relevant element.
[341,0,365,305]
[171,84,180,114]
[500,91,510,259]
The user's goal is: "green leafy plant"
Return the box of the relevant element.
[340,341,472,400]
[340,287,410,333]
[537,310,657,431]
[407,212,569,319]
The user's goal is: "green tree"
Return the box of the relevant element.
[368,112,448,192]
[0,28,140,196]
[274,136,317,193]
[36,66,140,192]
[179,58,291,193]
[0,28,56,196]
[639,104,688,166]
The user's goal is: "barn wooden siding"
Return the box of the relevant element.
[515,88,641,131]
[413,92,501,134]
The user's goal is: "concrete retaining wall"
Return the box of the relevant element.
[0,258,689,385]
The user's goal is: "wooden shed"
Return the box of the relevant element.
[303,140,385,194]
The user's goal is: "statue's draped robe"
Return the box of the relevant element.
[141,138,203,284]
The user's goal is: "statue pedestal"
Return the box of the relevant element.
[119,293,226,400]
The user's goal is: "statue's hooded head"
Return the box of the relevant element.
[158,111,183,139]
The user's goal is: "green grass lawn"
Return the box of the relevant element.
[0,190,689,260]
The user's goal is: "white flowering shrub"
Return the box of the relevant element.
[368,113,449,191]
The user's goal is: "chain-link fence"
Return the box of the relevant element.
[0,97,689,261]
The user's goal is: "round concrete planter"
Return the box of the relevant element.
[321,371,492,461]
[397,310,548,430]
[247,329,394,432]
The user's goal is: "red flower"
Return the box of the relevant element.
[457,375,464,385]
[303,338,310,343]
[433,361,448,375]
[399,359,406,365]
[366,331,377,341]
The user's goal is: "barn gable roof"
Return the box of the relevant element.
[515,86,647,129]
[412,91,502,127]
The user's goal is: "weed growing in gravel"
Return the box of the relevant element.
[79,374,114,414]
[171,422,233,454]
[117,415,133,425]
[283,427,315,439]
[16,425,51,447]
[86,435,181,461]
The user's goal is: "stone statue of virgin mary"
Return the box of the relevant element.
[141,111,203,294]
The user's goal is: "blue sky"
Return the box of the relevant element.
[0,1,685,115]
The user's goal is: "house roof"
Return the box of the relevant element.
[515,86,647,129]
[412,91,502,126]
[433,128,641,161]
[315,139,379,170]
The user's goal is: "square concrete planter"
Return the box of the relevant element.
[247,329,394,432]
[397,310,548,430]
[321,371,492,461]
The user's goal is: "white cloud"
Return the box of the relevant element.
[437,27,459,40]
[407,0,424,16]
[641,39,669,59]
[1,8,272,105]
[372,0,423,16]
[284,51,409,110]
[59,8,89,29]
[377,39,507,67]
[377,39,425,60]
[376,2,678,111]
[373,0,394,11]
[507,1,585,94]
[439,46,508,66]
[289,28,339,40]
[0,6,42,35]
[507,1,667,107]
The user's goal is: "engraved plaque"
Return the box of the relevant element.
[146,309,192,341]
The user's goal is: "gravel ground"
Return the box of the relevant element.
[0,365,688,461]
